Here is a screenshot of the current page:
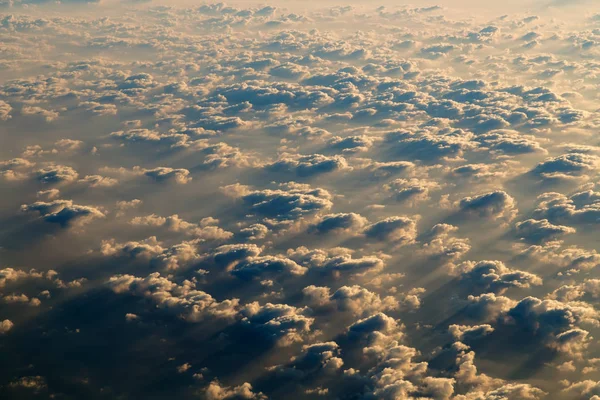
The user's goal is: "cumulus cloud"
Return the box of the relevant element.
[107,273,240,322]
[303,285,398,316]
[21,199,105,227]
[514,218,576,243]
[288,247,386,276]
[532,191,600,225]
[230,255,307,280]
[363,216,418,244]
[130,214,233,240]
[455,260,542,293]
[240,302,314,346]
[34,165,78,184]
[531,153,600,180]
[101,237,201,270]
[0,319,13,334]
[266,153,350,177]
[101,166,191,184]
[308,213,368,234]
[204,381,266,400]
[458,190,518,221]
[221,182,333,221]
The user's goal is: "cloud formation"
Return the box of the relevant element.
[1,1,600,398]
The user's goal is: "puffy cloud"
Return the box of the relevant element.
[517,241,600,272]
[308,213,368,234]
[303,285,398,316]
[130,214,233,240]
[143,167,191,184]
[384,128,475,163]
[531,153,600,180]
[455,260,542,293]
[221,182,333,221]
[550,279,600,302]
[37,189,60,200]
[101,166,191,184]
[532,191,600,225]
[238,224,269,240]
[384,178,441,205]
[457,383,546,400]
[288,247,386,276]
[230,255,307,280]
[107,273,240,322]
[370,161,416,178]
[464,293,517,322]
[346,312,402,341]
[21,199,105,227]
[0,100,11,120]
[34,165,78,184]
[476,129,546,155]
[0,268,45,287]
[461,296,600,357]
[420,224,471,265]
[449,324,495,342]
[21,106,59,122]
[458,190,518,221]
[7,376,47,392]
[101,237,201,270]
[514,218,576,243]
[204,381,266,400]
[265,153,350,177]
[267,341,343,378]
[0,319,13,334]
[210,244,263,268]
[0,267,80,291]
[78,175,119,188]
[363,216,418,244]
[240,302,314,346]
[115,199,142,216]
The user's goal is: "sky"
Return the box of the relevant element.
[1,1,600,399]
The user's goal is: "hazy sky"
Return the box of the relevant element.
[1,1,600,399]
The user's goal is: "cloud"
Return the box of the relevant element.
[455,260,542,293]
[266,153,350,177]
[308,213,368,234]
[143,167,191,184]
[449,324,495,342]
[204,381,266,400]
[0,319,13,334]
[514,218,576,243]
[531,153,600,180]
[21,200,105,227]
[101,166,192,184]
[34,165,78,184]
[107,272,240,322]
[78,175,119,188]
[458,190,518,221]
[3,2,600,397]
[288,247,386,276]
[130,214,233,240]
[240,302,314,346]
[221,182,333,221]
[363,216,418,244]
[7,376,47,393]
[385,178,441,205]
[303,285,398,316]
[101,237,201,270]
[230,255,307,280]
[532,191,600,225]
[0,100,11,120]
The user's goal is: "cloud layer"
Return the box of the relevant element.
[1,1,600,399]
